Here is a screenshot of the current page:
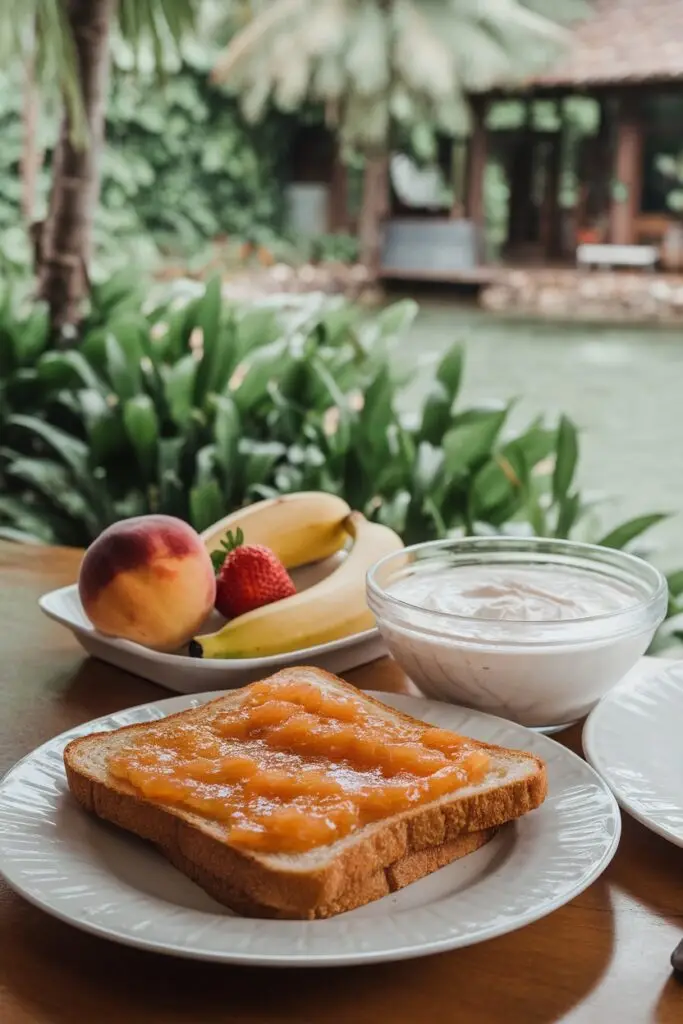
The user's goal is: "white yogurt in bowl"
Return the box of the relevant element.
[366,538,667,731]
[392,563,641,623]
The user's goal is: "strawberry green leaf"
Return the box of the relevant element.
[211,548,227,574]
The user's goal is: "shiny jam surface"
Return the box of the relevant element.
[107,681,490,854]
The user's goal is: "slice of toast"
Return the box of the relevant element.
[64,668,547,919]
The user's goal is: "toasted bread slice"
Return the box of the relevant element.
[158,826,499,919]
[64,668,547,919]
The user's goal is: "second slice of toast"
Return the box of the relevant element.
[64,668,547,919]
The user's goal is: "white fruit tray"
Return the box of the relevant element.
[39,582,387,695]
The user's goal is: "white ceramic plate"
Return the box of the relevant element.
[39,580,386,694]
[0,690,620,967]
[583,659,683,848]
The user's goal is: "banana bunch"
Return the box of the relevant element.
[201,491,351,569]
[191,511,404,659]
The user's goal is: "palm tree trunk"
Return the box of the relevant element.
[38,0,115,337]
[358,153,389,278]
[21,53,42,225]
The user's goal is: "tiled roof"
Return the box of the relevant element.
[528,0,683,88]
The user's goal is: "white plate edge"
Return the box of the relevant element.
[0,690,623,966]
[582,659,683,849]
[38,583,381,669]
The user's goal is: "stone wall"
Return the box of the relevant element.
[481,269,683,322]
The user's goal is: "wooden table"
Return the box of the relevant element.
[0,540,681,1024]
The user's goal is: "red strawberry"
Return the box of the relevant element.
[213,528,296,620]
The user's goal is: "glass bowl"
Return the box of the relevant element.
[366,537,668,732]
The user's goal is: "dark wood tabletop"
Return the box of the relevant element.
[1,539,682,1024]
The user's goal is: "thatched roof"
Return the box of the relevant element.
[529,0,683,89]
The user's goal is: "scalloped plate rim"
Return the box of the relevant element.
[0,690,621,966]
[583,660,683,849]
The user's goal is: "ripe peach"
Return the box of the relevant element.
[78,515,216,651]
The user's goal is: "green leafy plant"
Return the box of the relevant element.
[308,233,360,266]
[0,48,293,281]
[0,271,679,643]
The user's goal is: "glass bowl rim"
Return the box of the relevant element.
[366,536,668,629]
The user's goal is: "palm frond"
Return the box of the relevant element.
[212,0,579,149]
[212,0,311,84]
[393,1,456,100]
[345,1,390,97]
[302,0,349,59]
[118,0,200,73]
[0,1,85,136]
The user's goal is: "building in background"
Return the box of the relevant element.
[381,0,683,280]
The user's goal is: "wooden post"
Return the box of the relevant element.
[505,99,533,254]
[465,97,488,257]
[358,153,389,278]
[327,147,349,232]
[609,96,643,245]
[542,101,564,259]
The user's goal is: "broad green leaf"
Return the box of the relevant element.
[231,339,289,411]
[389,421,416,470]
[276,357,309,410]
[0,496,59,543]
[666,570,683,598]
[274,464,304,493]
[91,268,145,319]
[12,305,49,366]
[194,444,217,488]
[78,389,125,463]
[372,490,410,534]
[7,414,90,482]
[552,416,579,503]
[163,353,196,426]
[238,439,287,489]
[442,409,508,482]
[512,423,557,469]
[598,514,669,550]
[372,299,419,342]
[419,383,452,445]
[523,483,547,537]
[37,351,106,394]
[375,459,410,495]
[451,402,510,428]
[435,344,463,399]
[212,394,240,478]
[555,491,581,539]
[3,368,42,408]
[108,311,154,353]
[193,276,223,404]
[0,526,46,545]
[423,494,448,538]
[123,395,159,478]
[113,491,148,520]
[163,306,194,362]
[4,457,100,534]
[189,480,224,533]
[158,437,186,517]
[80,326,109,373]
[234,307,279,360]
[471,450,524,517]
[105,328,142,401]
[404,492,433,543]
[309,355,352,453]
[359,366,394,451]
[471,426,554,517]
[317,304,359,346]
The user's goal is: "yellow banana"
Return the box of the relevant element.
[191,512,404,659]
[200,491,350,570]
